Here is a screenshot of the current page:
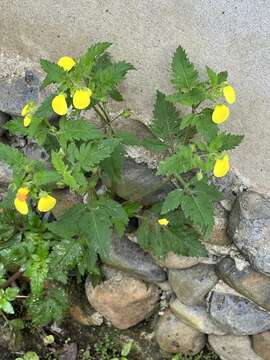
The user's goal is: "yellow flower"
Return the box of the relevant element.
[38,194,56,212]
[158,218,169,226]
[73,88,92,110]
[212,104,230,124]
[223,85,236,104]
[213,154,230,177]
[57,56,76,72]
[21,101,35,116]
[52,94,68,116]
[14,187,30,215]
[23,114,32,127]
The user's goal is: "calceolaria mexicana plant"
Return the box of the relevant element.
[137,46,243,257]
[0,43,242,328]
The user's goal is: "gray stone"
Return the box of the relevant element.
[228,191,270,275]
[170,298,226,335]
[100,233,167,283]
[0,111,10,135]
[23,142,50,165]
[155,309,206,355]
[252,331,270,360]
[0,68,41,116]
[208,204,231,246]
[208,291,270,335]
[155,252,202,269]
[209,335,264,360]
[217,257,270,311]
[168,264,218,305]
[85,274,160,329]
[52,189,82,219]
[103,157,174,206]
[0,161,12,186]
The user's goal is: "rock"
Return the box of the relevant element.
[111,117,152,140]
[209,335,263,360]
[208,204,231,246]
[0,111,10,135]
[156,252,202,269]
[52,190,82,219]
[100,233,167,283]
[252,331,270,360]
[0,68,41,116]
[168,264,218,305]
[155,309,206,355]
[208,291,270,335]
[23,142,50,165]
[59,343,78,360]
[85,274,160,330]
[228,191,270,275]
[0,161,12,186]
[217,257,270,311]
[103,157,174,206]
[170,298,226,335]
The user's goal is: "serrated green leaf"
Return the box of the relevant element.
[196,109,218,142]
[167,88,205,106]
[4,117,28,136]
[25,258,49,295]
[179,114,197,130]
[0,299,14,314]
[93,61,135,100]
[142,136,168,153]
[73,42,112,81]
[161,189,184,214]
[157,146,194,176]
[206,66,218,87]
[209,132,244,152]
[40,59,67,89]
[151,91,181,142]
[58,118,102,146]
[33,170,61,186]
[51,151,65,173]
[171,46,198,91]
[0,143,28,174]
[101,144,125,183]
[217,71,228,84]
[98,198,128,236]
[27,287,68,326]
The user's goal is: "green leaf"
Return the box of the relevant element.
[98,199,128,237]
[72,138,120,172]
[40,59,67,89]
[94,61,135,100]
[0,143,28,173]
[73,42,112,80]
[142,137,168,153]
[157,146,194,176]
[27,287,68,326]
[25,258,49,295]
[122,202,142,217]
[4,117,28,136]
[196,109,218,142]
[179,113,197,130]
[5,287,19,301]
[161,189,184,214]
[33,170,61,186]
[151,91,181,142]
[167,88,205,106]
[58,118,102,146]
[209,132,244,152]
[101,144,125,183]
[206,66,218,87]
[0,299,14,314]
[51,151,66,173]
[217,71,228,84]
[171,46,198,91]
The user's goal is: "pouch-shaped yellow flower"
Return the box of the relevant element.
[14,187,30,215]
[23,114,32,127]
[213,154,230,177]
[73,89,92,110]
[212,104,230,124]
[52,94,68,116]
[223,85,236,104]
[57,56,76,72]
[38,195,56,212]
[158,218,169,226]
[21,101,35,117]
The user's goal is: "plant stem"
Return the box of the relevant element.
[0,270,24,289]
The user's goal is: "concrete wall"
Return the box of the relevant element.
[0,0,269,193]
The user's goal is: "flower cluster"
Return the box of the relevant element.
[14,187,56,216]
[21,101,36,127]
[212,84,236,178]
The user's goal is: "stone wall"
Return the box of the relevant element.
[0,0,270,194]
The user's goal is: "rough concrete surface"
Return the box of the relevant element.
[0,1,270,192]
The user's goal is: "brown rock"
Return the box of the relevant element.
[52,189,81,219]
[156,252,202,269]
[85,274,160,329]
[253,331,270,360]
[155,309,206,355]
[208,204,231,246]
